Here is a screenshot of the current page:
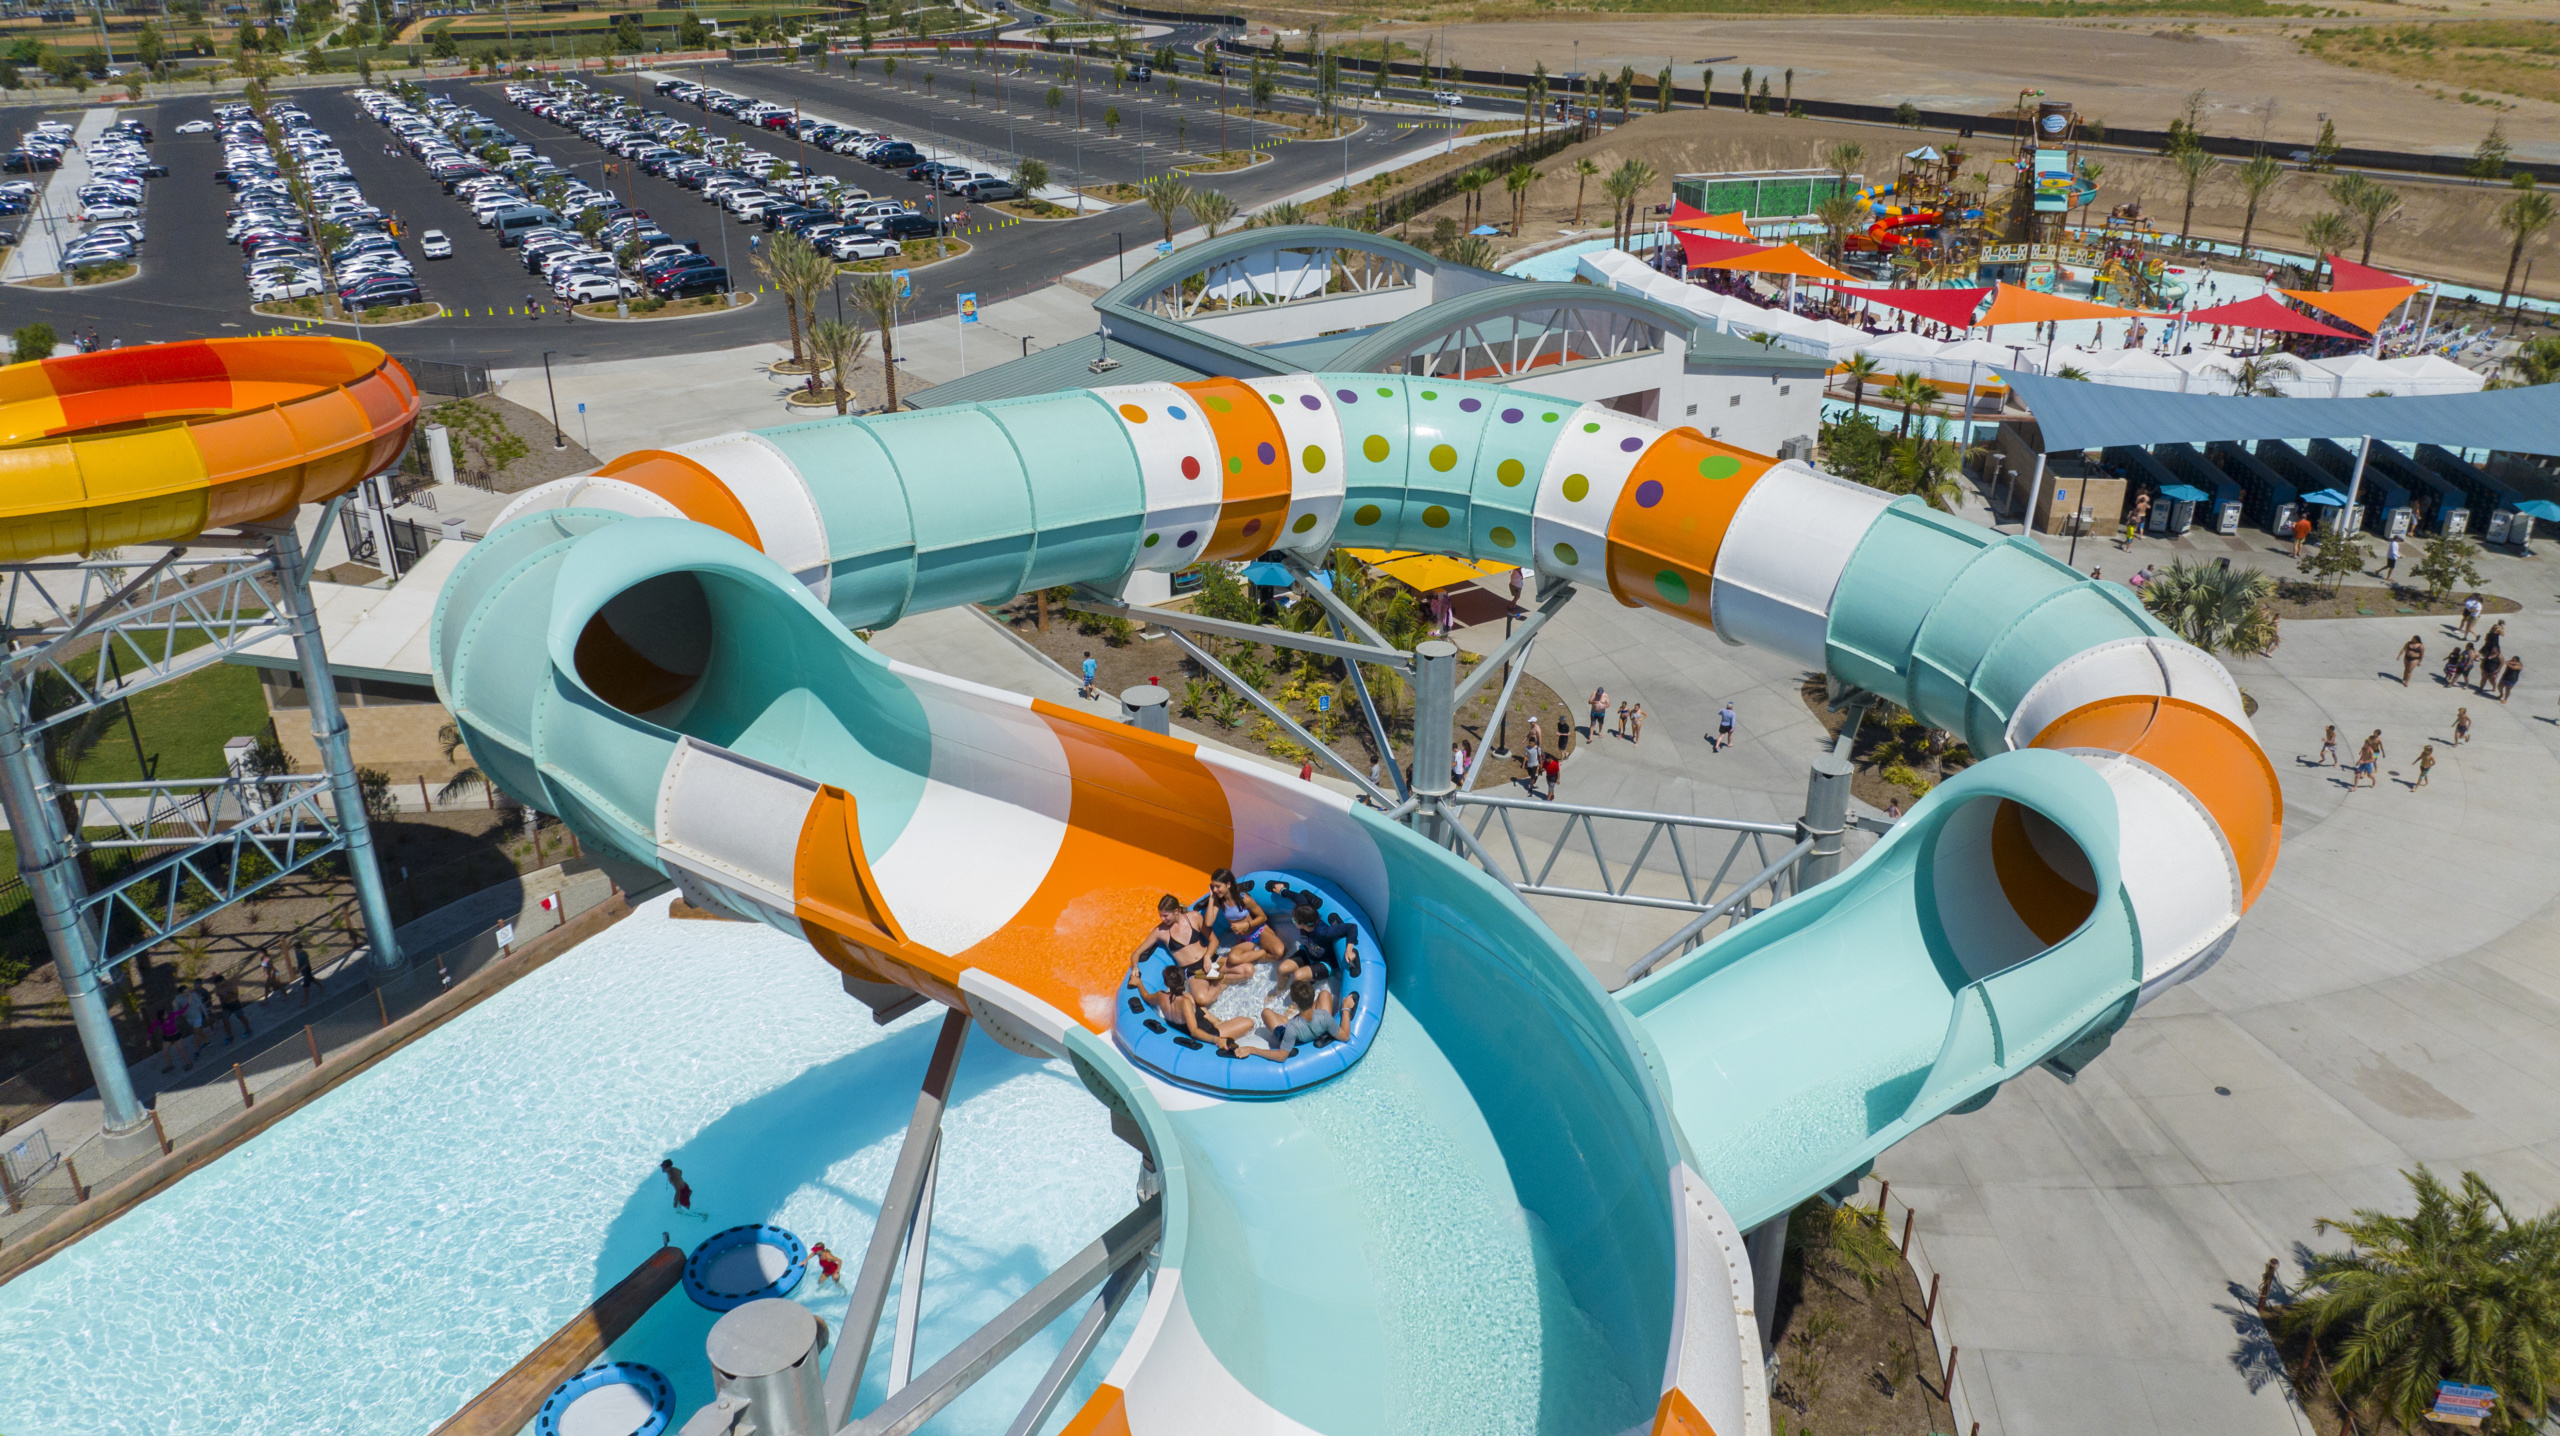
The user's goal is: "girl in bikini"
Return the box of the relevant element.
[1204,868,1284,984]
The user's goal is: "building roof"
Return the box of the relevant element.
[2000,369,2560,455]
[910,336,1210,409]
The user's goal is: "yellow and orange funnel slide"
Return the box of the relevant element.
[0,337,422,560]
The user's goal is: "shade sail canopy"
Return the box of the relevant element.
[2000,369,2560,454]
[1977,282,2136,328]
[2327,256,2417,292]
[2282,284,2422,334]
[2158,483,2212,502]
[1339,548,1517,591]
[2183,295,2361,340]
[2515,498,2560,521]
[1670,200,1752,238]
[2300,488,2350,506]
[1831,284,1990,329]
[1701,244,1855,283]
[1675,231,1770,268]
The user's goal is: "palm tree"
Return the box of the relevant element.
[1570,156,1600,226]
[2300,211,2355,287]
[2136,561,2279,656]
[1452,167,1491,230]
[1190,187,1237,237]
[753,230,834,369]
[1839,353,1882,411]
[435,721,484,804]
[1885,420,1962,512]
[2237,152,2284,258]
[2054,365,2093,381]
[1253,198,1310,229]
[1138,172,1192,245]
[2209,352,2303,396]
[848,270,907,411]
[2173,144,2216,248]
[1604,158,1657,248]
[1821,140,1864,205]
[2332,172,2403,267]
[2277,1166,2560,1434]
[1503,162,1540,234]
[1882,369,1936,437]
[2495,179,2555,318]
[1814,193,1864,263]
[807,316,871,415]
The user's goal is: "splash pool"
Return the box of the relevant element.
[0,896,1142,1436]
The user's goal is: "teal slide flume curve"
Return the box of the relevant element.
[437,372,2277,1434]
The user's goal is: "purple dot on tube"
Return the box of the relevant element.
[1636,480,1664,508]
[1178,530,1198,547]
[1336,389,1359,403]
[1500,408,1522,423]
[1257,442,1276,465]
[1459,397,1482,413]
[1620,437,1645,453]
[1301,393,1323,410]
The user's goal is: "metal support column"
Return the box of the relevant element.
[0,676,145,1141]
[1796,751,1855,890]
[1410,640,1458,845]
[2342,433,2373,536]
[264,521,403,972]
[828,1008,971,1429]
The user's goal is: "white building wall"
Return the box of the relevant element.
[1673,367,1824,456]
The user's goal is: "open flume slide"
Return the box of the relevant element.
[420,370,2279,1435]
[0,337,420,560]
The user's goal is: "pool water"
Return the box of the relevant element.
[0,896,1142,1436]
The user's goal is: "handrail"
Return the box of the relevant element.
[1622,837,1815,983]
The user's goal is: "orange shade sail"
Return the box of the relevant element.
[1669,200,1752,238]
[1699,244,1855,283]
[1975,281,2137,328]
[2281,284,2422,335]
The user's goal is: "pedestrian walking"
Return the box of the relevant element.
[211,974,251,1043]
[258,947,280,1000]
[2415,744,2437,788]
[1587,687,1608,741]
[293,940,316,1004]
[2352,735,2379,789]
[1541,750,1562,801]
[1627,701,1645,744]
[2291,513,2314,559]
[2459,593,2484,637]
[2454,707,2473,745]
[1078,650,1096,700]
[1614,700,1630,739]
[1521,732,1542,791]
[1715,702,1737,752]
[1297,756,1313,782]
[1524,715,1540,760]
[2383,537,2403,582]
[2479,623,2505,690]
[2399,634,2425,686]
[2442,646,2465,687]
[1451,741,1471,785]
[2500,654,2523,702]
[176,982,208,1062]
[2317,723,2339,765]
[153,1006,183,1073]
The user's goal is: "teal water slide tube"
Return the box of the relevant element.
[433,372,2278,1434]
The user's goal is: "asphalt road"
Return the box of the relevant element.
[0,57,1469,367]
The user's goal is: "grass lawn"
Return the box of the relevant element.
[45,623,278,787]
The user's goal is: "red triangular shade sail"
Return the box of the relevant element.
[2183,294,2362,340]
[1670,200,1751,238]
[2326,256,2417,292]
[1828,284,1990,330]
[1675,231,1770,268]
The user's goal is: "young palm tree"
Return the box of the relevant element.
[2340,175,2403,267]
[1882,369,1936,437]
[1452,167,1491,230]
[753,231,833,368]
[1814,193,1864,263]
[2173,144,2216,248]
[1504,162,1540,234]
[2495,179,2555,318]
[807,316,870,416]
[2136,560,2280,656]
[1605,158,1657,248]
[2206,352,2302,396]
[1190,187,1237,237]
[1139,172,1192,245]
[2237,151,2284,257]
[2279,1166,2560,1434]
[1839,353,1882,411]
[2300,211,2355,287]
[1254,199,1310,229]
[1885,420,1962,511]
[1556,155,1597,225]
[848,270,907,411]
[1821,139,1864,202]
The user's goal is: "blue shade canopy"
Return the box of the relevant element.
[1241,562,1295,585]
[1469,225,1502,235]
[2157,484,2211,502]
[2000,370,2560,455]
[2515,498,2560,521]
[2301,488,2350,506]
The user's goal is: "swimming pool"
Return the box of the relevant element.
[0,896,1142,1436]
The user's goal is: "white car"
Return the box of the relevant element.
[420,229,453,258]
[555,273,634,304]
[176,118,217,134]
[253,273,325,301]
[827,233,899,261]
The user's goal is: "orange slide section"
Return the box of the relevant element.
[0,338,422,561]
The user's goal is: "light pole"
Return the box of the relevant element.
[541,350,566,448]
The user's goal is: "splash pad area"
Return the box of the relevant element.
[0,897,1142,1436]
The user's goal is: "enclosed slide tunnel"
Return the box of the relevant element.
[435,372,2281,1436]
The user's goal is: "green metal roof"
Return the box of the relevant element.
[909,336,1209,409]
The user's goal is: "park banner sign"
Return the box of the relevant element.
[2432,1381,2495,1427]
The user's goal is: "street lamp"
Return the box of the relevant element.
[541,350,566,449]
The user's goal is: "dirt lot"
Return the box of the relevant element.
[1413,106,2560,299]
[1305,14,2560,158]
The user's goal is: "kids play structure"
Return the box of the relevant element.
[7,338,2282,1436]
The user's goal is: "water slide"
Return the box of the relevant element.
[0,335,2282,1433]
[421,368,2281,1433]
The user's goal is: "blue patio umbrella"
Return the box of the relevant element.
[2513,498,2560,521]
[2300,488,2351,507]
[1240,561,1295,586]
[1469,225,1501,235]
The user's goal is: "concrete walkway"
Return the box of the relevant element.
[1486,517,2560,1436]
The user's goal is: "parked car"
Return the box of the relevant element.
[865,211,941,242]
[827,232,900,261]
[650,264,727,299]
